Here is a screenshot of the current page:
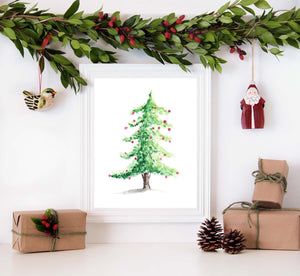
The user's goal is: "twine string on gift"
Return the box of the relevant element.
[252,158,287,192]
[223,201,261,249]
[11,230,87,252]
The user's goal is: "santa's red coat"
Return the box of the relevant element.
[240,98,265,129]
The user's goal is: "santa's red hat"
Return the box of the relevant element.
[247,82,258,91]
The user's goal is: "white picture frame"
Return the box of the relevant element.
[80,64,211,223]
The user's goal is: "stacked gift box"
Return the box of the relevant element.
[223,158,300,250]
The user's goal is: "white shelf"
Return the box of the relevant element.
[1,243,300,276]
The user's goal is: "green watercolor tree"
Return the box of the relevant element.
[110,91,179,190]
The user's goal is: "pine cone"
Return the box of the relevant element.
[223,229,246,254]
[197,217,223,252]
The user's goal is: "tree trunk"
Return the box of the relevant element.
[142,173,151,190]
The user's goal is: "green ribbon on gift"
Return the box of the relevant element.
[223,201,261,249]
[252,158,287,192]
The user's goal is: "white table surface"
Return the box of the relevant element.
[1,243,300,276]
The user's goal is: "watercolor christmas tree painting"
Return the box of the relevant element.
[109,91,179,191]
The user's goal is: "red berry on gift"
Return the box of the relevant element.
[53,224,58,230]
[179,15,185,20]
[150,136,152,139]
[158,127,161,130]
[137,130,140,133]
[195,37,201,43]
[168,110,171,113]
[230,47,236,53]
[176,19,183,24]
[165,176,168,178]
[132,112,135,115]
[126,170,128,172]
[42,215,48,220]
[168,128,171,131]
[164,32,171,39]
[45,223,50,228]
[189,33,194,40]
[42,220,47,225]
[176,172,179,174]
[115,27,119,33]
[134,157,137,160]
[162,137,165,140]
[128,177,131,180]
[129,39,136,46]
[125,152,127,155]
[94,25,100,30]
[154,107,157,109]
[125,27,131,32]
[152,127,155,129]
[164,154,166,156]
[163,21,170,26]
[111,17,117,22]
[169,140,171,143]
[108,21,114,27]
[163,120,167,123]
[98,12,104,19]
[195,30,201,35]
[108,174,111,177]
[131,141,134,143]
[239,54,244,60]
[170,27,176,33]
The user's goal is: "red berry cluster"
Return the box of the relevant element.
[229,41,247,60]
[95,12,136,46]
[41,214,59,237]
[163,15,185,40]
[188,30,201,43]
[116,26,136,46]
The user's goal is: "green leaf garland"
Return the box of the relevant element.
[0,0,300,93]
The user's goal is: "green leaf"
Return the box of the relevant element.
[295,9,300,19]
[31,218,43,225]
[80,43,91,52]
[217,1,230,14]
[230,7,247,16]
[175,24,186,32]
[171,34,181,43]
[198,21,211,28]
[215,63,222,73]
[219,16,233,24]
[64,65,79,76]
[62,37,68,47]
[276,12,293,22]
[254,0,271,9]
[269,48,282,55]
[0,5,9,11]
[87,29,98,41]
[263,21,281,29]
[3,28,16,40]
[242,6,255,15]
[14,39,24,57]
[1,20,15,27]
[64,0,80,19]
[74,76,87,85]
[123,15,140,28]
[200,55,207,67]
[286,38,299,48]
[185,42,199,50]
[168,56,181,64]
[39,56,45,73]
[194,48,208,55]
[99,53,110,62]
[240,0,259,6]
[52,54,72,65]
[58,32,65,37]
[69,11,84,20]
[288,22,300,32]
[71,39,80,49]
[149,18,162,27]
[205,32,215,42]
[259,31,277,46]
[107,28,118,35]
[68,19,82,25]
[50,61,58,73]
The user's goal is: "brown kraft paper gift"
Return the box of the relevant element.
[252,158,289,209]
[223,208,300,250]
[12,209,87,253]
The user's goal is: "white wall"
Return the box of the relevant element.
[1,0,300,243]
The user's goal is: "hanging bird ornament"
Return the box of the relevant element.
[23,88,56,111]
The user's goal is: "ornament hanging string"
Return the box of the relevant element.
[252,40,255,82]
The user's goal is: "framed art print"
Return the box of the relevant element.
[80,64,211,223]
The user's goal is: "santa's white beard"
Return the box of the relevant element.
[244,94,260,106]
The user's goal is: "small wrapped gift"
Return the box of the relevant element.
[12,209,87,253]
[252,158,288,208]
[223,202,300,250]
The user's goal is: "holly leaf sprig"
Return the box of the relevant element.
[31,209,59,238]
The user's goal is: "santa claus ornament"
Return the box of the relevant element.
[240,41,265,129]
